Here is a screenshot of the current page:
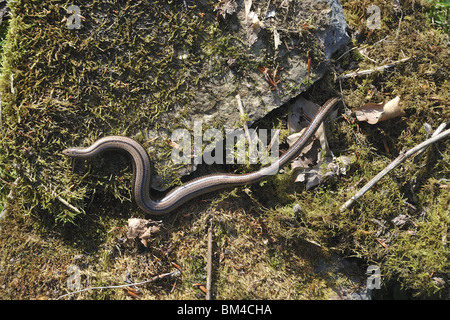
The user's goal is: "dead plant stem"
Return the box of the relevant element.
[337,57,410,80]
[341,126,450,211]
[206,225,213,300]
[56,269,181,300]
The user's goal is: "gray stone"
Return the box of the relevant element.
[150,0,349,190]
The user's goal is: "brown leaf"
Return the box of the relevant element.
[295,155,352,190]
[355,96,404,124]
[127,218,163,247]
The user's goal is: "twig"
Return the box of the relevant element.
[394,10,403,42]
[206,226,213,300]
[341,127,450,211]
[56,195,82,214]
[336,7,402,63]
[336,36,388,61]
[358,48,377,63]
[414,122,447,161]
[337,57,410,80]
[236,94,273,162]
[56,269,181,300]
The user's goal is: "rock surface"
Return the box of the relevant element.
[151,0,349,189]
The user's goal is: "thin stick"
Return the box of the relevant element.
[336,36,388,61]
[0,176,14,187]
[341,127,450,211]
[56,270,180,300]
[358,48,377,63]
[337,57,410,80]
[206,226,213,300]
[414,122,447,161]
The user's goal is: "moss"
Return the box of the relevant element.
[0,0,277,223]
[0,0,449,300]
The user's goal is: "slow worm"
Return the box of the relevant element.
[63,97,340,215]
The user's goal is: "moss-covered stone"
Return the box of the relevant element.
[0,0,448,300]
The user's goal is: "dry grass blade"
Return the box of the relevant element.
[337,57,410,79]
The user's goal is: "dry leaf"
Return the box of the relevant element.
[273,27,281,49]
[355,96,404,124]
[295,156,352,190]
[247,11,263,46]
[127,218,162,247]
[215,0,237,19]
[244,0,263,47]
[287,97,331,167]
[287,97,350,189]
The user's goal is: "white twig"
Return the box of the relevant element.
[414,122,447,161]
[336,36,388,61]
[56,270,181,300]
[337,57,410,80]
[206,226,213,300]
[341,127,450,211]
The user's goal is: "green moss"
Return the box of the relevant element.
[0,0,449,300]
[0,0,276,223]
[384,186,449,297]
